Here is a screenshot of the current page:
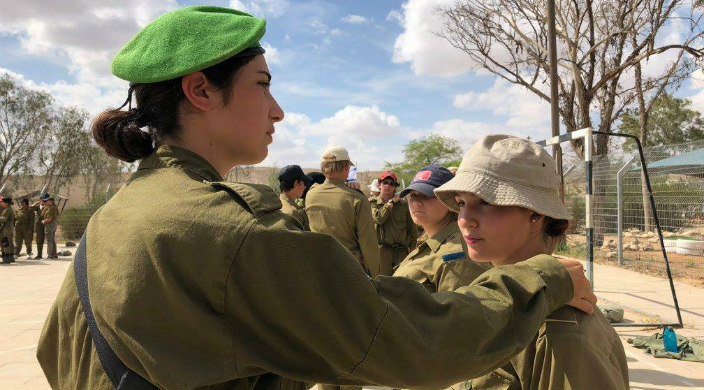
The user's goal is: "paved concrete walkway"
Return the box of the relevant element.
[2,250,703,389]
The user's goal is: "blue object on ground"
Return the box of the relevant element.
[663,326,679,353]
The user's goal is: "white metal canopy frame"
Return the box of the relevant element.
[537,128,683,328]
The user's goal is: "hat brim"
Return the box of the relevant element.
[399,182,436,198]
[434,171,573,220]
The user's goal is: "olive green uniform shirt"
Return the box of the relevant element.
[41,203,59,222]
[458,306,629,390]
[369,196,417,248]
[15,206,35,229]
[0,207,15,237]
[279,193,309,231]
[393,222,489,293]
[37,146,575,390]
[305,178,381,277]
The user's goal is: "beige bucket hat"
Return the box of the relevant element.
[434,134,572,220]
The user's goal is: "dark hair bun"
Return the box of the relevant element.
[92,108,154,162]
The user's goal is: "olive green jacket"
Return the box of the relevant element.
[393,222,489,293]
[458,307,629,390]
[305,178,381,276]
[37,146,575,390]
[41,203,59,223]
[0,207,14,236]
[279,193,309,231]
[369,196,417,248]
[14,206,35,230]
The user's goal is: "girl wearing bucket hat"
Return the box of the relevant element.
[393,165,489,292]
[435,135,628,390]
[38,6,596,390]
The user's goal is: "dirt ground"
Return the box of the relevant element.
[561,233,704,287]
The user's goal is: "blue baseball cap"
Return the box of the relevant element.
[40,193,50,200]
[399,165,454,198]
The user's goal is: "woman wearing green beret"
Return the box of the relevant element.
[37,6,597,390]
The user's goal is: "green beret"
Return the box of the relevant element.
[112,6,266,83]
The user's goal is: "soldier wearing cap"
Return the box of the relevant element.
[435,135,628,390]
[393,165,489,293]
[277,165,311,230]
[14,198,35,258]
[0,197,15,263]
[370,171,418,276]
[30,193,49,259]
[41,197,60,259]
[37,6,596,390]
[305,146,381,279]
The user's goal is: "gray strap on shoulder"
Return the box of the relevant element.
[74,233,159,390]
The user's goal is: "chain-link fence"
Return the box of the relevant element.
[559,139,704,286]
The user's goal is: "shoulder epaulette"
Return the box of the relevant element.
[442,252,465,262]
[207,181,282,217]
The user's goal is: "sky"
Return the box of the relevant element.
[1,0,703,171]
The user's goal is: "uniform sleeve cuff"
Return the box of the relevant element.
[523,255,573,313]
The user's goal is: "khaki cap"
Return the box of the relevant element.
[321,146,354,165]
[434,134,572,220]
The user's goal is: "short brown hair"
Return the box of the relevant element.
[321,160,350,175]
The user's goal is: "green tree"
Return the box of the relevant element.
[0,73,53,189]
[385,134,463,186]
[619,95,704,153]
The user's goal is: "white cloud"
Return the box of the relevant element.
[386,10,403,24]
[262,43,281,65]
[422,119,546,150]
[342,14,369,24]
[229,0,289,18]
[260,105,406,169]
[392,0,473,76]
[689,69,704,114]
[453,79,550,129]
[302,105,403,138]
[310,19,329,35]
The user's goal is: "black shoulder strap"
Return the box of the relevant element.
[74,233,159,390]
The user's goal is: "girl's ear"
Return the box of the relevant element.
[182,72,217,112]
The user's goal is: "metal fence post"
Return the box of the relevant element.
[617,156,638,266]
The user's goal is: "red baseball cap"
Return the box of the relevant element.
[379,171,398,184]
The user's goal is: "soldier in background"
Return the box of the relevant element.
[30,193,49,259]
[305,146,381,279]
[305,146,380,390]
[277,165,312,231]
[370,171,418,276]
[14,198,34,258]
[0,197,15,263]
[42,197,60,259]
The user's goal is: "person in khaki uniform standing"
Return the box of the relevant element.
[41,197,60,259]
[30,193,49,259]
[305,146,381,278]
[277,165,311,230]
[370,171,418,275]
[14,198,35,258]
[435,135,629,390]
[37,7,598,390]
[394,165,489,292]
[0,198,15,264]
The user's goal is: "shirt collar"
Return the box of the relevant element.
[423,221,460,253]
[279,192,298,207]
[137,145,223,182]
